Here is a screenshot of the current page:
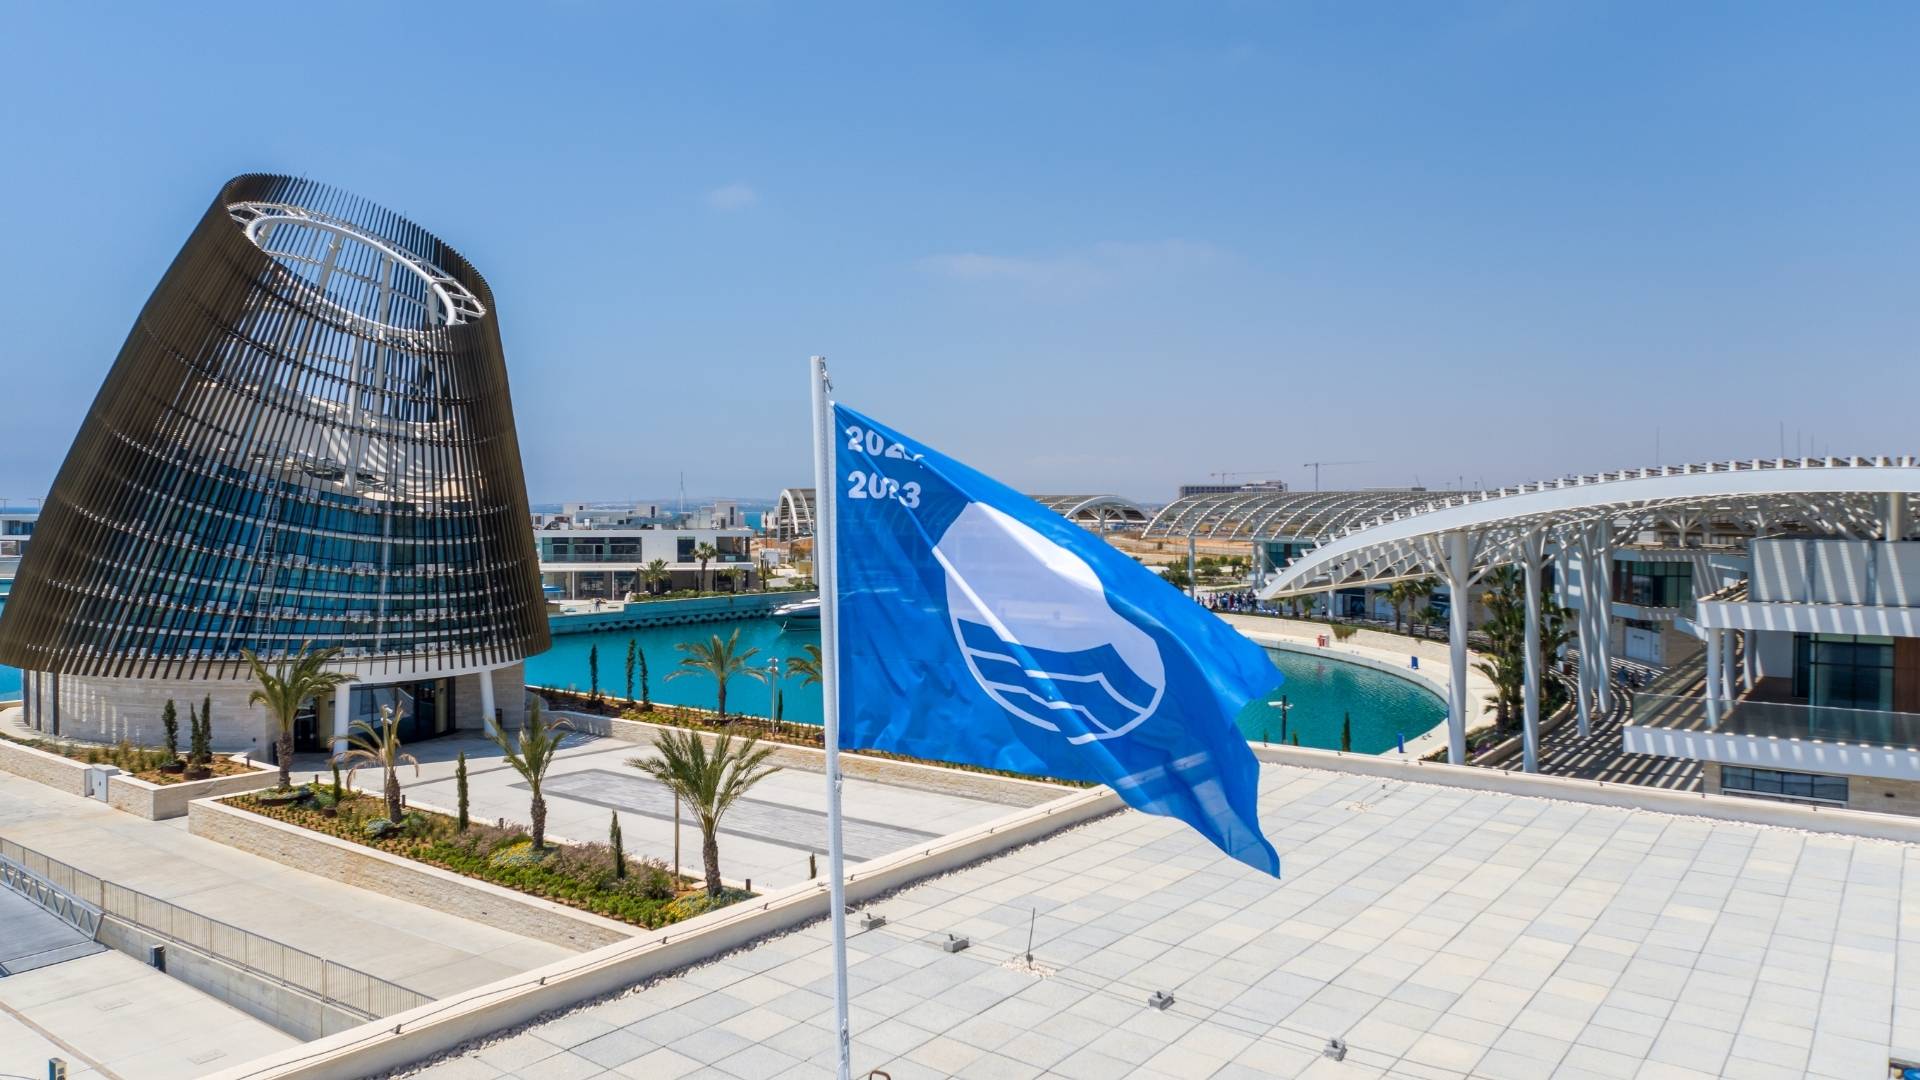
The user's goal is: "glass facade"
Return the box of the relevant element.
[1720,766,1848,806]
[1794,633,1895,710]
[0,175,548,681]
[1614,558,1693,614]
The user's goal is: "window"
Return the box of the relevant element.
[1721,766,1848,806]
[1614,558,1693,614]
[1793,633,1894,710]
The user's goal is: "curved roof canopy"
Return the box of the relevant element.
[1143,489,1441,541]
[1260,457,1920,598]
[1029,494,1150,527]
[773,489,1147,538]
[773,487,816,541]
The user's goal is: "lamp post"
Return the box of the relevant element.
[1270,694,1292,743]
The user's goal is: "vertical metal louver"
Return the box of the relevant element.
[0,175,549,680]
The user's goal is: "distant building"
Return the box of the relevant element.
[535,523,756,599]
[0,176,546,753]
[1177,479,1288,499]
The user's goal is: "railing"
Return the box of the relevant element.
[0,851,101,938]
[0,837,429,1019]
[1632,692,1920,751]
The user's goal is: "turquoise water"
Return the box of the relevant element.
[0,585,14,702]
[525,616,1445,754]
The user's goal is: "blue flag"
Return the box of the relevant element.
[830,404,1282,875]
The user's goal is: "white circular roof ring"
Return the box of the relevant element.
[227,201,487,331]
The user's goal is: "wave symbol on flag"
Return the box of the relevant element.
[931,502,1166,744]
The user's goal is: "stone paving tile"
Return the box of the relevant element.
[406,764,1920,1079]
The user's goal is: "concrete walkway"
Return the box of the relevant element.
[299,731,1030,891]
[0,950,295,1080]
[0,769,570,999]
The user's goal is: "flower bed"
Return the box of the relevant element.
[0,730,252,784]
[228,788,739,929]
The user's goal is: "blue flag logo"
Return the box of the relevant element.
[831,404,1282,875]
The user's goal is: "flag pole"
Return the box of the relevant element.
[809,355,853,1080]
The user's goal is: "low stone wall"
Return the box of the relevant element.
[559,711,1073,807]
[0,736,90,796]
[106,760,282,820]
[201,784,1120,1080]
[188,798,636,952]
[0,735,279,818]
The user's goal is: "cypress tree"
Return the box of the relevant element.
[625,639,637,703]
[610,810,626,878]
[637,647,651,712]
[1341,712,1353,753]
[161,700,179,763]
[455,751,470,832]
[589,644,600,702]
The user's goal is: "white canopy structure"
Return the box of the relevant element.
[775,489,1147,539]
[1258,457,1920,771]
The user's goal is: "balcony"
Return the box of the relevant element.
[1623,667,1920,779]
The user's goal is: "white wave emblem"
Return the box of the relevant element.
[932,502,1166,744]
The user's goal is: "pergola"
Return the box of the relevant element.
[1258,457,1920,771]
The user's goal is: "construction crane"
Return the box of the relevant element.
[1207,469,1289,484]
[1302,460,1372,491]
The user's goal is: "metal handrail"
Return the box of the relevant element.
[0,852,101,938]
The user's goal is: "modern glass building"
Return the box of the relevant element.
[0,175,547,753]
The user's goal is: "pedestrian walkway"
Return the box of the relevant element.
[0,949,295,1080]
[0,770,570,999]
[1538,658,1703,791]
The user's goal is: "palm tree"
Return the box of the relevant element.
[628,729,780,896]
[693,542,718,592]
[334,704,418,822]
[786,644,823,687]
[643,558,671,595]
[243,643,355,790]
[486,700,572,851]
[669,629,760,722]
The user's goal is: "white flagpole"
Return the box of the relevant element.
[808,354,853,1080]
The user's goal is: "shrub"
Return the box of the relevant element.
[364,818,397,840]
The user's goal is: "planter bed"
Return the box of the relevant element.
[224,787,736,932]
[0,732,277,817]
[538,690,1093,792]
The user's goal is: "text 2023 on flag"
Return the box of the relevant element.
[830,404,1282,875]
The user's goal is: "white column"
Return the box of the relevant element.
[478,668,497,737]
[1741,630,1756,691]
[1594,523,1615,717]
[1728,626,1743,703]
[1571,534,1594,736]
[331,686,352,755]
[1186,536,1198,600]
[1521,531,1545,773]
[1444,531,1473,765]
[1705,629,1722,728]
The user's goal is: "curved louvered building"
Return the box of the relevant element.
[0,175,547,752]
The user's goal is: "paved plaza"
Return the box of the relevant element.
[409,762,1920,1079]
[0,949,295,1080]
[329,731,1038,890]
[0,769,570,998]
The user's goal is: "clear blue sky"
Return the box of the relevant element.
[1,2,1914,505]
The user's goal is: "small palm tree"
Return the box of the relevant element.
[629,729,781,896]
[486,700,572,850]
[693,542,718,592]
[669,629,760,722]
[335,705,418,822]
[244,643,355,790]
[643,558,671,595]
[786,643,823,687]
